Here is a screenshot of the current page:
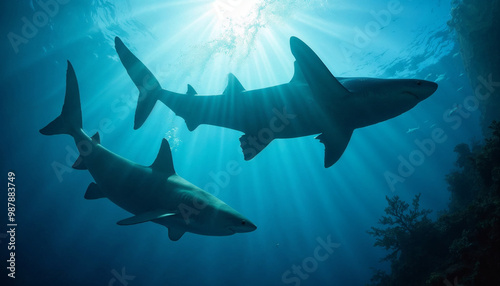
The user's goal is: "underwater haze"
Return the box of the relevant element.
[1,0,497,285]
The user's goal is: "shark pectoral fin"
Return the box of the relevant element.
[168,228,185,241]
[290,37,350,104]
[72,132,101,170]
[316,129,353,168]
[72,157,86,170]
[84,183,106,200]
[117,210,176,226]
[239,134,273,161]
[150,139,176,176]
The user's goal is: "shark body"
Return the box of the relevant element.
[40,62,256,241]
[116,36,438,167]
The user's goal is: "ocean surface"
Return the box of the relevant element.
[0,0,490,285]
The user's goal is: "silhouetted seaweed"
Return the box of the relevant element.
[367,122,500,286]
[367,194,432,261]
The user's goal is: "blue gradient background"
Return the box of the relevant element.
[0,0,483,285]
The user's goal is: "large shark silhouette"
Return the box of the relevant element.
[40,62,256,241]
[115,37,438,168]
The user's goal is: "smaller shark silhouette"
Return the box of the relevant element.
[115,37,438,167]
[40,62,256,241]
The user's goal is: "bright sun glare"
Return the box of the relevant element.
[211,0,264,42]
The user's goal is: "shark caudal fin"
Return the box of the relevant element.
[115,37,162,130]
[40,61,82,137]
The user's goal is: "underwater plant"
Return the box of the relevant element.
[367,194,432,261]
[367,194,441,286]
[367,121,500,286]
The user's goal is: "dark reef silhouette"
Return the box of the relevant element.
[368,121,500,286]
[368,0,500,283]
[448,0,500,136]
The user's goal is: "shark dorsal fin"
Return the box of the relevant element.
[91,132,101,144]
[72,132,101,170]
[223,73,245,95]
[290,61,306,83]
[150,139,175,176]
[186,84,197,95]
[290,37,350,103]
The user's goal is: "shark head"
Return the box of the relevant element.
[214,204,257,235]
[399,79,438,102]
[381,78,438,115]
[339,77,438,125]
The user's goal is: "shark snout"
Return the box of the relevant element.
[230,219,257,233]
[413,79,438,101]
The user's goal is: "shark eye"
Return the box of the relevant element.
[241,220,246,225]
[416,80,422,86]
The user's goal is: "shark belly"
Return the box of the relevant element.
[82,145,168,215]
[81,144,238,236]
[341,93,419,129]
[165,83,324,138]
[150,176,236,236]
[83,151,227,236]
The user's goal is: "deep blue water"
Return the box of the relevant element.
[0,0,485,285]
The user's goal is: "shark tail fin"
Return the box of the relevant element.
[115,37,162,130]
[40,61,82,137]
